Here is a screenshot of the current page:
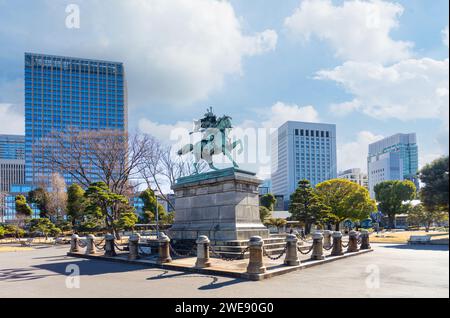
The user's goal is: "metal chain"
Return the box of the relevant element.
[169,244,196,257]
[297,244,314,255]
[209,245,249,261]
[114,242,126,251]
[263,246,287,261]
[357,239,362,245]
[94,238,106,250]
[341,241,349,248]
[323,242,334,251]
[296,234,310,243]
[78,240,87,248]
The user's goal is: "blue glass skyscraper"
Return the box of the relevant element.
[0,134,25,160]
[24,53,127,186]
[368,133,419,198]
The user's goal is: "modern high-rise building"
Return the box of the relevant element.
[271,121,337,208]
[0,134,25,160]
[338,168,368,189]
[0,135,25,193]
[368,133,419,198]
[24,53,127,186]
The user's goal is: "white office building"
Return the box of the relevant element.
[271,121,337,208]
[338,168,368,189]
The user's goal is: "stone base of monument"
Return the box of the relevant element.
[167,168,270,255]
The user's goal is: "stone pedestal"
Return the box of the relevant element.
[169,168,269,242]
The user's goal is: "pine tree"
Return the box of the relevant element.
[289,180,331,234]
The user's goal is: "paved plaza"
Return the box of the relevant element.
[0,243,448,298]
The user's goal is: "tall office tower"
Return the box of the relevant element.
[24,53,127,186]
[271,121,337,208]
[368,133,419,198]
[0,135,25,192]
[338,168,368,189]
[0,134,25,160]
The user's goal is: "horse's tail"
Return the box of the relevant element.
[177,144,194,156]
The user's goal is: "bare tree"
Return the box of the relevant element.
[41,128,150,195]
[47,172,68,221]
[138,138,207,210]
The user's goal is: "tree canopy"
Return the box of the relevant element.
[419,156,449,212]
[15,195,33,219]
[259,206,272,223]
[139,188,167,223]
[260,193,277,211]
[289,179,332,234]
[407,203,448,232]
[67,183,87,226]
[374,180,416,228]
[316,179,376,230]
[84,182,133,238]
[27,187,49,218]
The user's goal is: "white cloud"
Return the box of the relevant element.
[284,0,413,64]
[443,26,449,48]
[0,0,277,107]
[317,58,449,121]
[138,118,193,143]
[261,102,320,129]
[0,104,24,135]
[338,131,384,173]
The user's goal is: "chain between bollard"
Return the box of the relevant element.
[114,242,127,251]
[297,243,314,255]
[341,240,349,248]
[209,245,249,261]
[78,239,87,248]
[94,238,106,250]
[169,244,196,258]
[263,245,287,261]
[323,242,335,251]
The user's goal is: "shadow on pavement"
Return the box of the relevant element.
[32,258,150,276]
[146,269,245,290]
[382,244,449,251]
[0,268,59,282]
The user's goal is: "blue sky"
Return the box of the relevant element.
[0,0,448,177]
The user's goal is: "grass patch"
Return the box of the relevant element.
[371,230,449,244]
[0,246,33,253]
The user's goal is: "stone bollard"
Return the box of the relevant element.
[284,234,300,266]
[360,230,371,250]
[347,230,359,253]
[70,234,80,253]
[157,233,172,264]
[331,231,344,256]
[246,236,266,276]
[104,233,116,257]
[85,234,96,255]
[128,233,141,260]
[323,230,332,249]
[195,235,212,268]
[311,232,325,260]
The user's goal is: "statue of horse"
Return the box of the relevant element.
[177,115,243,174]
